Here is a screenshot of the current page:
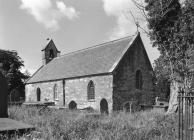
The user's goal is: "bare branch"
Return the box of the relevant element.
[124,9,150,36]
[131,0,145,10]
[138,26,150,36]
[128,10,139,31]
[131,0,149,21]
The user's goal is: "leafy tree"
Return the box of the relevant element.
[0,49,29,101]
[145,0,194,112]
[145,0,181,69]
[172,0,194,85]
[154,55,171,100]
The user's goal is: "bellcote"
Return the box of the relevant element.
[41,38,60,65]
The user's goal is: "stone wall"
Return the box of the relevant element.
[113,37,155,111]
[25,80,64,106]
[25,36,154,112]
[65,75,113,113]
[25,75,113,112]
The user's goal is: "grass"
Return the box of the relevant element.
[5,106,178,140]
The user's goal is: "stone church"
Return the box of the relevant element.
[25,32,155,113]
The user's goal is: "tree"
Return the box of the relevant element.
[154,55,171,100]
[0,49,29,101]
[145,0,194,113]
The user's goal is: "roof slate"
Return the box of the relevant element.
[26,34,138,84]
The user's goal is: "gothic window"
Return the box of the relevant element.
[87,80,95,100]
[37,87,41,101]
[49,49,54,58]
[53,84,58,100]
[136,70,143,90]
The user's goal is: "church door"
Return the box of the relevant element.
[100,99,108,114]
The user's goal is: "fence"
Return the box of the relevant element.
[178,90,194,140]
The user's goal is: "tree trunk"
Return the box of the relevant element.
[167,80,180,113]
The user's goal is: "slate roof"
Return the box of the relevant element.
[26,33,139,84]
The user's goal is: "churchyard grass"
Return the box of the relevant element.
[5,106,178,140]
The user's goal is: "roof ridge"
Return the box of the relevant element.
[56,35,135,59]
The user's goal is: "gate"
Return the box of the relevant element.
[178,90,194,140]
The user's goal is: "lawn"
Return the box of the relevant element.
[4,106,178,140]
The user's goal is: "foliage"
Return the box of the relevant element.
[0,49,29,99]
[145,0,194,96]
[154,55,171,99]
[5,106,178,140]
[145,0,181,50]
[171,0,194,87]
[145,0,181,79]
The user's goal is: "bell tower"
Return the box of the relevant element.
[41,38,60,65]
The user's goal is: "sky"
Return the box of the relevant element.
[0,0,160,74]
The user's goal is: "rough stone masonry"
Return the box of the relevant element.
[25,33,155,113]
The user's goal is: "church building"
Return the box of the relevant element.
[25,33,155,113]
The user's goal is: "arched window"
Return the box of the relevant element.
[37,87,41,101]
[136,70,143,90]
[87,80,95,100]
[49,49,54,58]
[53,84,58,100]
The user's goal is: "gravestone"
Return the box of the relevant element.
[0,69,8,118]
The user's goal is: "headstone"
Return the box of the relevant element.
[0,69,8,118]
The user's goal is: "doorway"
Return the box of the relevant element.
[100,98,108,114]
[69,101,77,110]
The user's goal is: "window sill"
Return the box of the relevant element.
[54,99,59,101]
[88,99,95,102]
